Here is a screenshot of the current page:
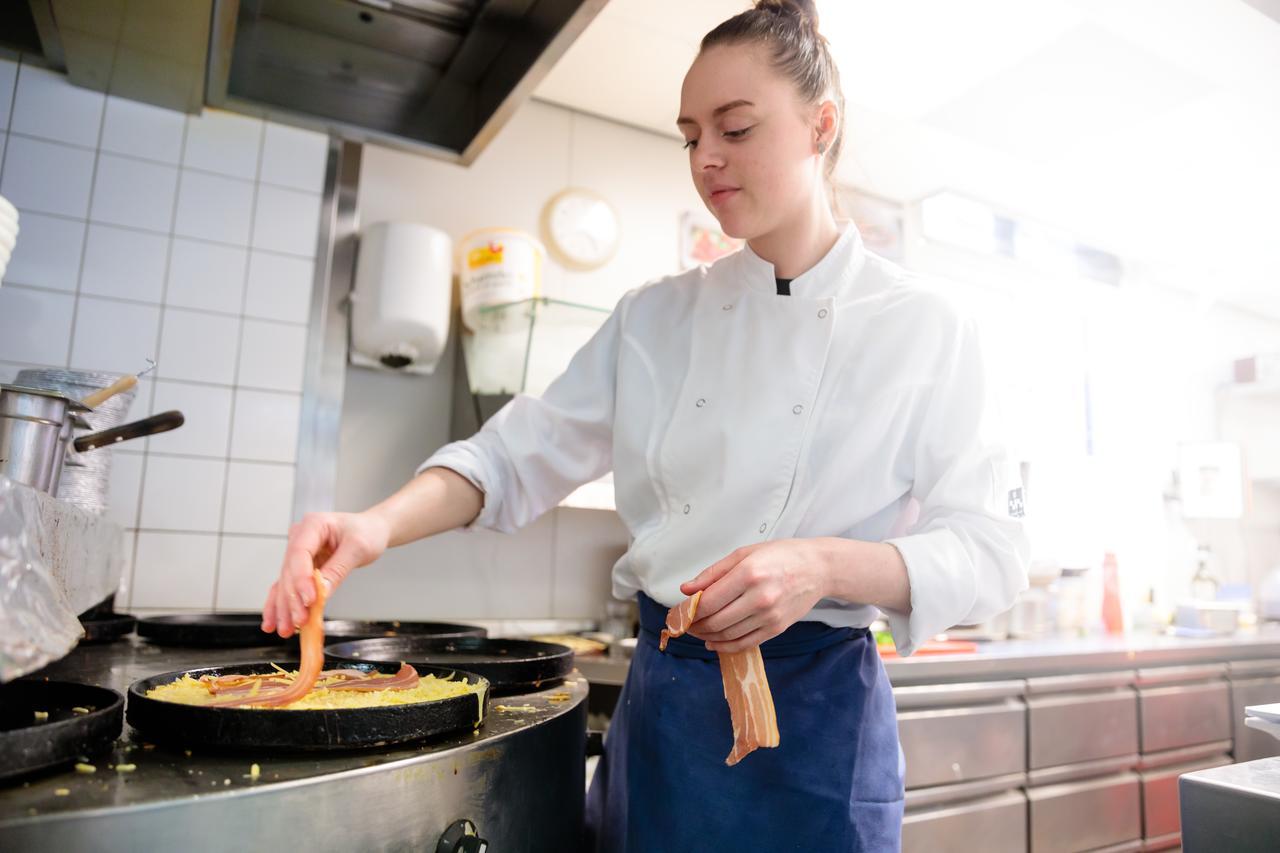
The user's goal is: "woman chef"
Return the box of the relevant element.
[261,1,1030,849]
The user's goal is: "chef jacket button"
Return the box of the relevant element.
[683,504,691,514]
[758,523,768,533]
[792,404,804,415]
[818,308,829,319]
[722,304,733,311]
[696,398,706,407]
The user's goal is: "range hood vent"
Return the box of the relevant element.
[207,0,605,162]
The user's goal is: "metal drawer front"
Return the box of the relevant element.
[1028,771,1142,853]
[1138,681,1230,753]
[1028,687,1138,770]
[1138,755,1232,840]
[898,699,1027,789]
[1230,676,1280,762]
[903,790,1027,853]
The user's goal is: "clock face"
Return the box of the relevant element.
[543,190,619,270]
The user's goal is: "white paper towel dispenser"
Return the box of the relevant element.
[350,221,452,375]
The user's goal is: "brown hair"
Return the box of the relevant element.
[701,0,845,199]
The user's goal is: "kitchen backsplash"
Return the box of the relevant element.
[0,54,324,614]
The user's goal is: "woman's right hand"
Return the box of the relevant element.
[261,511,391,638]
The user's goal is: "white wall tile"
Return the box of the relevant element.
[79,223,168,303]
[244,251,313,323]
[166,238,247,314]
[156,308,240,384]
[222,461,294,535]
[107,450,145,528]
[260,123,328,193]
[173,170,254,246]
[139,455,226,531]
[0,57,16,128]
[100,95,185,165]
[251,185,320,257]
[131,531,218,609]
[89,153,178,233]
[10,63,104,149]
[148,380,233,457]
[3,211,85,292]
[184,110,262,180]
[0,135,95,218]
[69,297,161,374]
[216,535,286,610]
[230,389,300,462]
[237,319,307,392]
[0,285,74,364]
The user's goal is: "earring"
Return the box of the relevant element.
[817,141,827,155]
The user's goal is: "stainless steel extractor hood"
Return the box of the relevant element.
[207,0,606,162]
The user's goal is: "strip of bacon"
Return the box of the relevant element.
[659,592,780,766]
[718,646,780,766]
[323,663,420,692]
[233,570,330,708]
[659,591,701,651]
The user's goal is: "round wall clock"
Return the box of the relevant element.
[541,188,620,271]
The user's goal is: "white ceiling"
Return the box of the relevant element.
[535,0,1280,320]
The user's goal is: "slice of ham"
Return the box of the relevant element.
[659,592,780,766]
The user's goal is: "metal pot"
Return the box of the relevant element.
[0,384,184,494]
[0,384,90,491]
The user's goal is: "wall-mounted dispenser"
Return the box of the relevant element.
[350,221,453,375]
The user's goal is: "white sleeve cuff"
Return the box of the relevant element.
[882,527,975,657]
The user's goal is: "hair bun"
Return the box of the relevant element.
[755,0,820,31]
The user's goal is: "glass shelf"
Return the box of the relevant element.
[461,297,610,397]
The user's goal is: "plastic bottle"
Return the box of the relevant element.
[1101,551,1124,635]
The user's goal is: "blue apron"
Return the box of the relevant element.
[585,593,905,852]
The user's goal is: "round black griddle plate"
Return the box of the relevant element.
[321,620,488,642]
[324,636,574,696]
[126,662,490,751]
[79,612,137,643]
[136,613,289,648]
[0,680,125,782]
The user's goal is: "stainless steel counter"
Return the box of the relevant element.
[882,631,1280,685]
[0,637,589,851]
[576,631,1280,687]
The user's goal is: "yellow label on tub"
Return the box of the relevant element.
[467,242,505,269]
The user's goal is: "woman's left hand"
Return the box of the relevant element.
[680,539,829,653]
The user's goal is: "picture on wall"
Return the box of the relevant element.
[679,211,744,269]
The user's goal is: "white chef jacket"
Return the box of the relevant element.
[421,222,1030,655]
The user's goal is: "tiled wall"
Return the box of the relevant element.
[0,54,327,613]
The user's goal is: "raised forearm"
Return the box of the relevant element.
[365,466,484,547]
[816,537,912,614]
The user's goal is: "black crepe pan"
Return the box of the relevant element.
[126,661,490,750]
[136,613,290,647]
[323,620,487,642]
[136,614,487,648]
[324,636,574,696]
[0,680,124,782]
[79,612,137,643]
